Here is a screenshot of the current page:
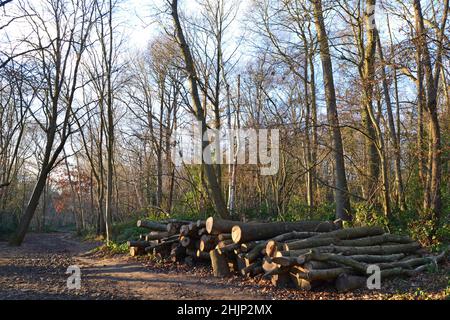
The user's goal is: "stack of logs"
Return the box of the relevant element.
[127,219,211,266]
[127,217,447,292]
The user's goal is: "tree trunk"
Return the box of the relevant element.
[376,30,405,211]
[9,168,49,246]
[362,0,390,217]
[312,0,351,220]
[413,0,445,225]
[104,0,114,245]
[170,0,229,219]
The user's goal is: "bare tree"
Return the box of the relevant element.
[0,0,13,7]
[413,0,448,225]
[312,0,351,220]
[9,0,96,246]
[170,0,229,219]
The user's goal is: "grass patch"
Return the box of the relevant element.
[106,241,129,254]
[112,221,145,243]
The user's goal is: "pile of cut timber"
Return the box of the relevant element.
[128,217,447,292]
[262,226,447,291]
[128,219,210,265]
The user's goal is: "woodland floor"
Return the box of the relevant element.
[0,232,448,300]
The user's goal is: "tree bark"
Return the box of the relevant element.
[205,217,247,234]
[280,242,421,257]
[413,0,446,225]
[231,220,338,243]
[137,220,167,231]
[312,0,351,220]
[376,30,406,211]
[170,0,229,219]
[210,249,231,277]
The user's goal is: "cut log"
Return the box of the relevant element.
[240,241,259,253]
[259,231,321,258]
[161,218,191,224]
[271,273,294,288]
[199,234,217,252]
[180,224,189,236]
[185,248,198,257]
[184,249,210,264]
[265,240,284,257]
[231,220,338,243]
[300,250,432,276]
[348,253,405,263]
[144,239,178,253]
[184,256,195,267]
[145,231,170,241]
[127,240,150,248]
[339,234,413,246]
[129,246,145,256]
[273,231,321,242]
[217,243,241,255]
[187,222,197,232]
[228,258,238,273]
[205,217,247,234]
[153,246,171,259]
[281,242,421,257]
[283,237,337,251]
[377,256,446,270]
[244,242,266,264]
[335,242,421,255]
[218,233,232,241]
[262,257,279,273]
[271,256,299,267]
[282,234,411,252]
[180,236,191,247]
[312,226,385,240]
[285,231,404,252]
[289,272,312,290]
[304,260,336,270]
[198,228,207,236]
[137,220,167,231]
[170,245,186,262]
[263,265,290,278]
[236,253,249,271]
[335,274,367,292]
[216,239,234,248]
[295,267,352,281]
[304,251,368,273]
[196,220,206,228]
[179,223,202,238]
[240,260,262,277]
[166,221,190,235]
[210,249,231,277]
[196,250,211,260]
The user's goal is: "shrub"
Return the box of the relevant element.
[105,241,129,254]
[351,202,389,228]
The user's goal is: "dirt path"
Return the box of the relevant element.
[0,232,268,300]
